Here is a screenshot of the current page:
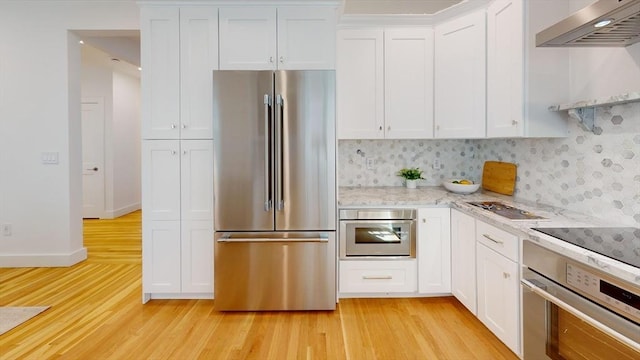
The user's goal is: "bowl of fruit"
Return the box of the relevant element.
[443,179,481,194]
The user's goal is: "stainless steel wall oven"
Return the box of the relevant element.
[521,239,640,360]
[339,209,416,258]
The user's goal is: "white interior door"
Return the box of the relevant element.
[82,98,105,219]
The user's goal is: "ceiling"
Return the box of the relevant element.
[343,0,465,15]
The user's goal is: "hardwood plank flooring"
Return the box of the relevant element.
[0,211,518,359]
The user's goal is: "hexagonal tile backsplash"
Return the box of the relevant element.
[338,102,640,226]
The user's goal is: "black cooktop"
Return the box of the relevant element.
[532,227,640,268]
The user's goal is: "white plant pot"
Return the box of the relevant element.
[405,179,417,189]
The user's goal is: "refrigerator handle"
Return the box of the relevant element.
[263,94,272,212]
[275,94,284,211]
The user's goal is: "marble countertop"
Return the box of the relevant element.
[339,186,640,286]
[548,91,640,111]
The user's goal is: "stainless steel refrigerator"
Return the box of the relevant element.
[212,70,336,311]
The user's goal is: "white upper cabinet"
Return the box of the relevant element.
[219,7,336,70]
[141,7,180,139]
[384,29,434,139]
[141,6,218,140]
[434,10,486,139]
[487,0,569,138]
[219,7,277,70]
[277,7,336,70]
[180,7,218,139]
[337,29,384,139]
[337,28,434,139]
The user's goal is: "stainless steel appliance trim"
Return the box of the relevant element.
[263,93,272,212]
[339,209,417,220]
[521,278,640,352]
[275,93,284,212]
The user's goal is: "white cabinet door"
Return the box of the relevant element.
[143,220,181,293]
[417,208,451,294]
[336,29,384,139]
[218,7,277,70]
[277,7,336,70]
[384,29,434,139]
[487,0,523,138]
[180,7,218,139]
[450,209,477,314]
[180,140,213,221]
[181,220,213,293]
[141,7,180,139]
[434,10,486,139]
[142,140,181,221]
[476,242,520,354]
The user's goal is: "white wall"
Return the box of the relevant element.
[112,71,141,217]
[0,1,139,266]
[81,45,141,219]
[568,0,640,100]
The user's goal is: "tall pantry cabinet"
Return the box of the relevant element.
[140,6,216,301]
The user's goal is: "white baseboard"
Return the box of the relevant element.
[104,202,141,219]
[145,293,214,301]
[0,247,87,267]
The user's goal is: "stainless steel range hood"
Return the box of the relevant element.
[536,0,640,47]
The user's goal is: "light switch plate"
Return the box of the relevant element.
[41,152,59,164]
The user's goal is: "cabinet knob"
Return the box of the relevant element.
[171,150,177,155]
[379,126,382,131]
[182,124,187,129]
[503,272,510,279]
[422,218,426,223]
[183,150,187,155]
[436,125,440,130]
[512,120,518,125]
[279,56,284,63]
[171,124,177,129]
[387,126,391,131]
[269,56,274,63]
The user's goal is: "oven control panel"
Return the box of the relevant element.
[566,263,640,323]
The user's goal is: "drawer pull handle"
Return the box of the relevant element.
[362,275,392,280]
[482,234,504,244]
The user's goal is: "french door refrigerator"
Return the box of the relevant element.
[212,70,336,311]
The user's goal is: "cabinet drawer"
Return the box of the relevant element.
[476,221,518,261]
[339,260,417,294]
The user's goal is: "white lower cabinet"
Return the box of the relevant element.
[417,208,451,294]
[451,209,477,314]
[451,209,521,356]
[340,260,417,294]
[476,242,520,354]
[142,140,214,299]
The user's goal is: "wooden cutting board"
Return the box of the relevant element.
[482,161,517,195]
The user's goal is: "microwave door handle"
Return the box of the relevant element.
[263,94,272,212]
[521,279,640,352]
[275,94,284,211]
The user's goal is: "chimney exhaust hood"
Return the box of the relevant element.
[536,0,640,47]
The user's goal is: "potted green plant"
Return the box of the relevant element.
[397,167,424,189]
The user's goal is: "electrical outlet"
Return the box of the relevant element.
[2,223,11,236]
[366,158,375,170]
[433,159,441,170]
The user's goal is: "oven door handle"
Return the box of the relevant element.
[521,278,640,352]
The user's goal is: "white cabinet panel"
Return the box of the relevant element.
[277,7,336,70]
[143,220,181,293]
[417,208,451,294]
[384,29,434,139]
[336,29,384,139]
[142,140,181,221]
[180,140,213,221]
[450,209,477,314]
[476,242,520,354]
[141,7,180,139]
[434,10,486,139]
[486,0,569,138]
[340,260,417,294]
[476,220,518,261]
[218,7,277,70]
[180,7,218,139]
[181,220,213,293]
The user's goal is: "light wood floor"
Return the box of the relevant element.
[0,211,517,359]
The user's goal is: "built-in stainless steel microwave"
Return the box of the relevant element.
[339,209,416,258]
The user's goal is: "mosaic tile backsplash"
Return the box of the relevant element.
[338,102,640,226]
